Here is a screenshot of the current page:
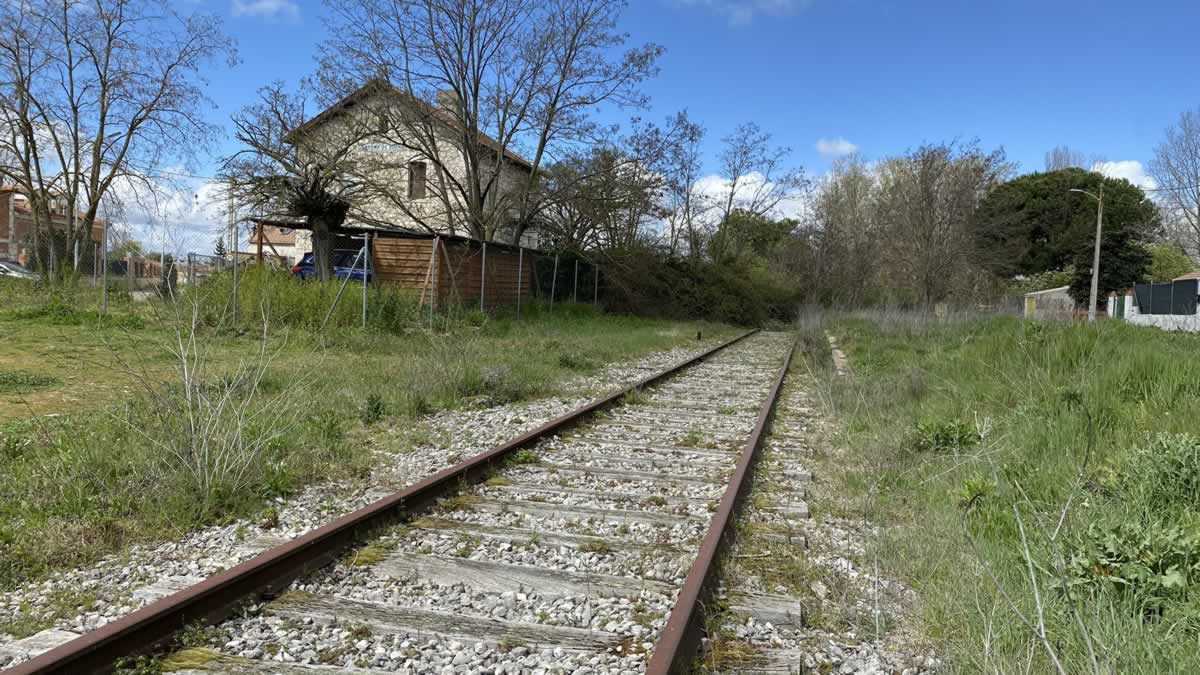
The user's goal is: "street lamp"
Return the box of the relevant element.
[1070,186,1104,322]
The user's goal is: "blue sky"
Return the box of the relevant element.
[166,0,1199,246]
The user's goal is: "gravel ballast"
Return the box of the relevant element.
[0,340,723,667]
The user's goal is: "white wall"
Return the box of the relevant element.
[1125,292,1200,331]
[1128,313,1200,331]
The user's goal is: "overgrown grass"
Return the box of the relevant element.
[812,312,1200,672]
[0,279,731,592]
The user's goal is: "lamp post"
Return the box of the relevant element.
[1070,186,1104,322]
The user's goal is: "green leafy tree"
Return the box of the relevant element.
[708,210,796,265]
[109,238,144,259]
[972,168,1160,278]
[1146,242,1195,282]
[1068,227,1152,308]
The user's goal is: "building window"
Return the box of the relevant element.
[408,161,427,199]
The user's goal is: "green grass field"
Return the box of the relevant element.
[805,311,1200,673]
[0,275,733,591]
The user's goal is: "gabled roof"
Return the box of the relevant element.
[288,79,534,172]
[1174,271,1200,281]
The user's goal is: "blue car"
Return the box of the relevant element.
[290,250,372,282]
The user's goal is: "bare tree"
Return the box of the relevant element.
[1149,108,1200,255]
[876,142,1010,305]
[0,0,233,276]
[715,123,807,221]
[1044,145,1088,172]
[660,111,706,256]
[808,156,881,305]
[707,122,807,263]
[539,113,701,253]
[220,83,378,282]
[315,0,661,243]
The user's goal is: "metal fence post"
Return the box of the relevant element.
[573,258,579,304]
[362,234,370,329]
[321,246,365,332]
[480,241,487,313]
[516,247,523,317]
[228,202,239,328]
[593,263,598,307]
[430,236,439,330]
[551,254,559,308]
[101,219,108,314]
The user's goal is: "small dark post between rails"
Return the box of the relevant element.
[550,254,559,309]
[573,258,579,303]
[516,247,524,317]
[592,264,598,307]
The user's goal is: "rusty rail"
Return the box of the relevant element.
[8,330,758,675]
[645,338,796,674]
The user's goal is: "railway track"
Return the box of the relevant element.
[7,330,802,675]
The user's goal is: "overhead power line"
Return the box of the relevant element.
[1144,183,1200,193]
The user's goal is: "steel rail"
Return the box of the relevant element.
[645,338,796,674]
[9,330,759,675]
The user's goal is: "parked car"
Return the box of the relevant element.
[290,250,372,282]
[0,258,36,280]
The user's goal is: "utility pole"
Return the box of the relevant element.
[1070,186,1105,322]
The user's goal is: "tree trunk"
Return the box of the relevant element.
[310,217,335,282]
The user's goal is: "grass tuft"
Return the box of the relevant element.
[0,370,60,394]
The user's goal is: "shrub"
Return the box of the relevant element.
[124,312,304,517]
[557,352,596,371]
[467,365,535,406]
[1121,433,1200,515]
[912,419,978,453]
[361,393,386,425]
[601,246,800,325]
[1060,520,1200,618]
[0,370,60,394]
[955,473,996,509]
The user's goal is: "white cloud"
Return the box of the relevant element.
[815,137,858,159]
[673,0,815,25]
[105,171,234,257]
[692,171,810,220]
[1092,160,1158,192]
[231,0,300,21]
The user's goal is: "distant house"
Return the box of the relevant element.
[1023,286,1076,320]
[243,79,549,309]
[276,78,538,247]
[248,224,306,265]
[0,187,105,265]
